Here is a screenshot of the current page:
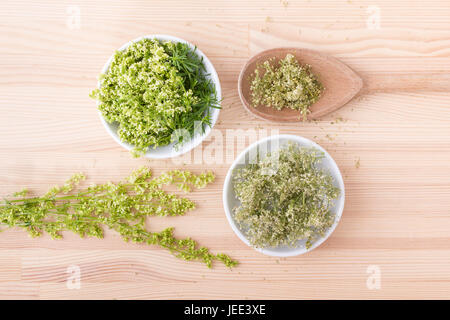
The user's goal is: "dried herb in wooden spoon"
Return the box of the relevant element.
[250,53,323,120]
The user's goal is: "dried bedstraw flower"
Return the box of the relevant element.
[250,54,323,120]
[232,142,340,249]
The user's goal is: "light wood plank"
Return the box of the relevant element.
[1,0,450,299]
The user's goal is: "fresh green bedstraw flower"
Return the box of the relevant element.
[0,167,237,269]
[91,38,219,157]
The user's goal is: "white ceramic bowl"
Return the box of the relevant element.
[97,35,221,159]
[223,134,345,257]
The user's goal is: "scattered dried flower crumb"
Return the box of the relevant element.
[355,157,361,169]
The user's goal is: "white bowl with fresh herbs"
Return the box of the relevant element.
[93,35,221,159]
[223,134,345,257]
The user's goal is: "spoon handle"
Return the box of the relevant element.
[360,73,450,95]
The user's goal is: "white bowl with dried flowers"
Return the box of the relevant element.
[223,134,345,257]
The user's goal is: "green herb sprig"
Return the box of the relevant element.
[0,167,237,268]
[90,39,219,157]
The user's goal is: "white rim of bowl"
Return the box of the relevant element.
[96,34,222,159]
[222,134,346,257]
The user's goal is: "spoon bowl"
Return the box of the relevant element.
[238,48,363,122]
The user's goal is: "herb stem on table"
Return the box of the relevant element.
[0,167,237,269]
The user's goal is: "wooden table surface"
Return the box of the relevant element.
[1,0,450,300]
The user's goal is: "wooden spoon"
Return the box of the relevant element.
[238,48,450,122]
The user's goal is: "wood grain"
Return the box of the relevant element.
[1,0,450,300]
